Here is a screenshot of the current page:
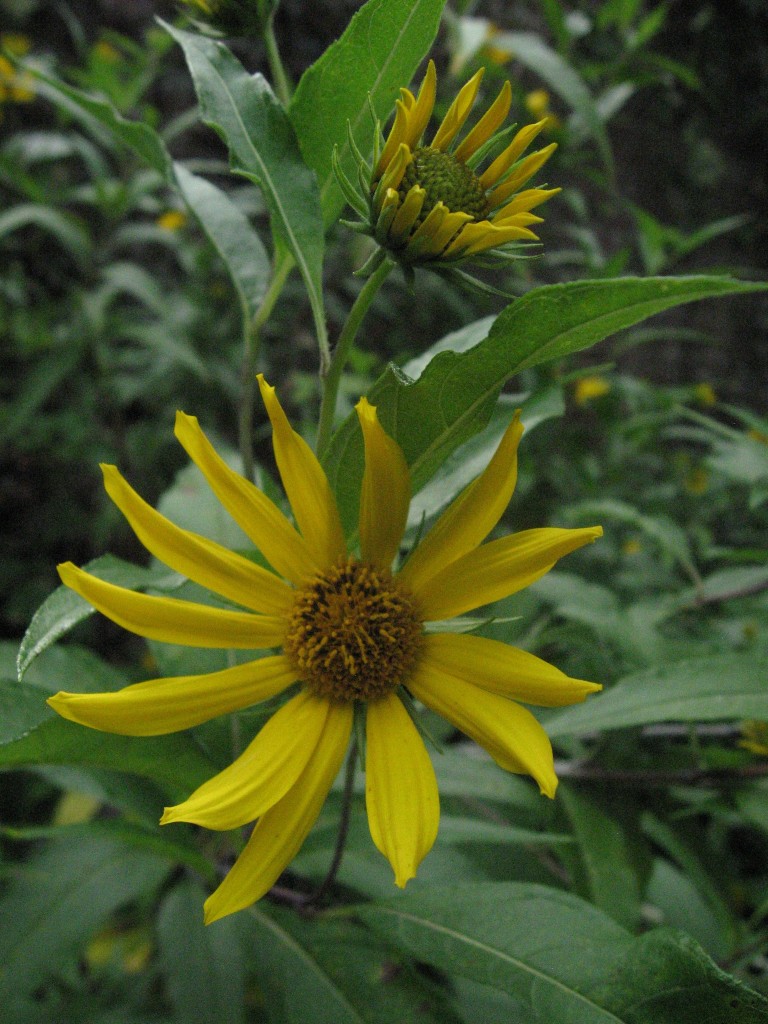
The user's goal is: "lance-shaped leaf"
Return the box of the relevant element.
[356,883,768,1022]
[324,275,768,533]
[174,164,270,323]
[546,652,768,738]
[290,0,448,227]
[162,22,327,353]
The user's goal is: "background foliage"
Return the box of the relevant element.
[2,0,767,1021]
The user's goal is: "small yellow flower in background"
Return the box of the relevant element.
[480,24,513,66]
[621,538,642,557]
[341,60,559,271]
[156,210,188,232]
[574,375,610,406]
[740,721,768,756]
[524,89,561,131]
[684,466,709,496]
[747,427,768,446]
[48,379,601,923]
[693,382,716,407]
[0,53,35,105]
[92,39,122,63]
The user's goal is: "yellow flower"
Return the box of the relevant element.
[0,53,35,104]
[156,210,188,232]
[524,89,561,131]
[574,375,610,405]
[740,721,768,756]
[341,60,559,269]
[693,382,716,407]
[48,379,601,923]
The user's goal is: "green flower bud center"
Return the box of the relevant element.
[284,558,423,703]
[399,147,489,222]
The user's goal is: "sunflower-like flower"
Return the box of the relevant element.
[337,60,560,272]
[48,378,601,923]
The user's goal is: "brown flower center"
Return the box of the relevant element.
[284,558,423,702]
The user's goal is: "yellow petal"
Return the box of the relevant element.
[410,665,558,797]
[413,526,603,621]
[174,411,318,584]
[365,694,439,887]
[444,220,538,259]
[403,59,437,151]
[373,143,411,214]
[493,186,561,221]
[58,562,285,648]
[374,98,410,181]
[101,465,293,616]
[415,206,475,254]
[257,376,346,568]
[453,80,512,163]
[388,185,425,244]
[479,119,547,189]
[431,67,484,151]
[399,411,523,593]
[356,399,411,568]
[203,700,353,923]
[491,211,544,229]
[47,654,296,736]
[162,689,331,830]
[421,634,601,706]
[487,143,558,208]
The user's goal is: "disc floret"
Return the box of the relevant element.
[284,558,424,703]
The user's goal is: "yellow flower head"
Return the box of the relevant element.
[156,210,188,232]
[341,60,559,270]
[48,381,601,923]
[0,53,35,104]
[574,375,610,405]
[693,382,716,407]
[740,721,768,757]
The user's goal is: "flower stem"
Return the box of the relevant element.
[263,11,292,106]
[316,257,394,457]
[238,255,293,480]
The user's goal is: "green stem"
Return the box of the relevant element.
[263,12,293,106]
[238,254,293,480]
[316,257,394,457]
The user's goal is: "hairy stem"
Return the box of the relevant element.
[316,258,394,457]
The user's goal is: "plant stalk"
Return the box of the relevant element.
[316,257,394,457]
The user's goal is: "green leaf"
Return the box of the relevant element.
[0,204,91,267]
[0,832,171,1005]
[241,907,364,1024]
[259,907,464,1024]
[157,881,246,1024]
[546,653,768,738]
[29,68,173,179]
[289,0,448,227]
[355,883,768,1022]
[324,275,767,532]
[173,163,270,323]
[0,713,217,802]
[493,30,614,175]
[597,928,768,1022]
[558,784,642,930]
[17,555,182,680]
[161,23,327,356]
